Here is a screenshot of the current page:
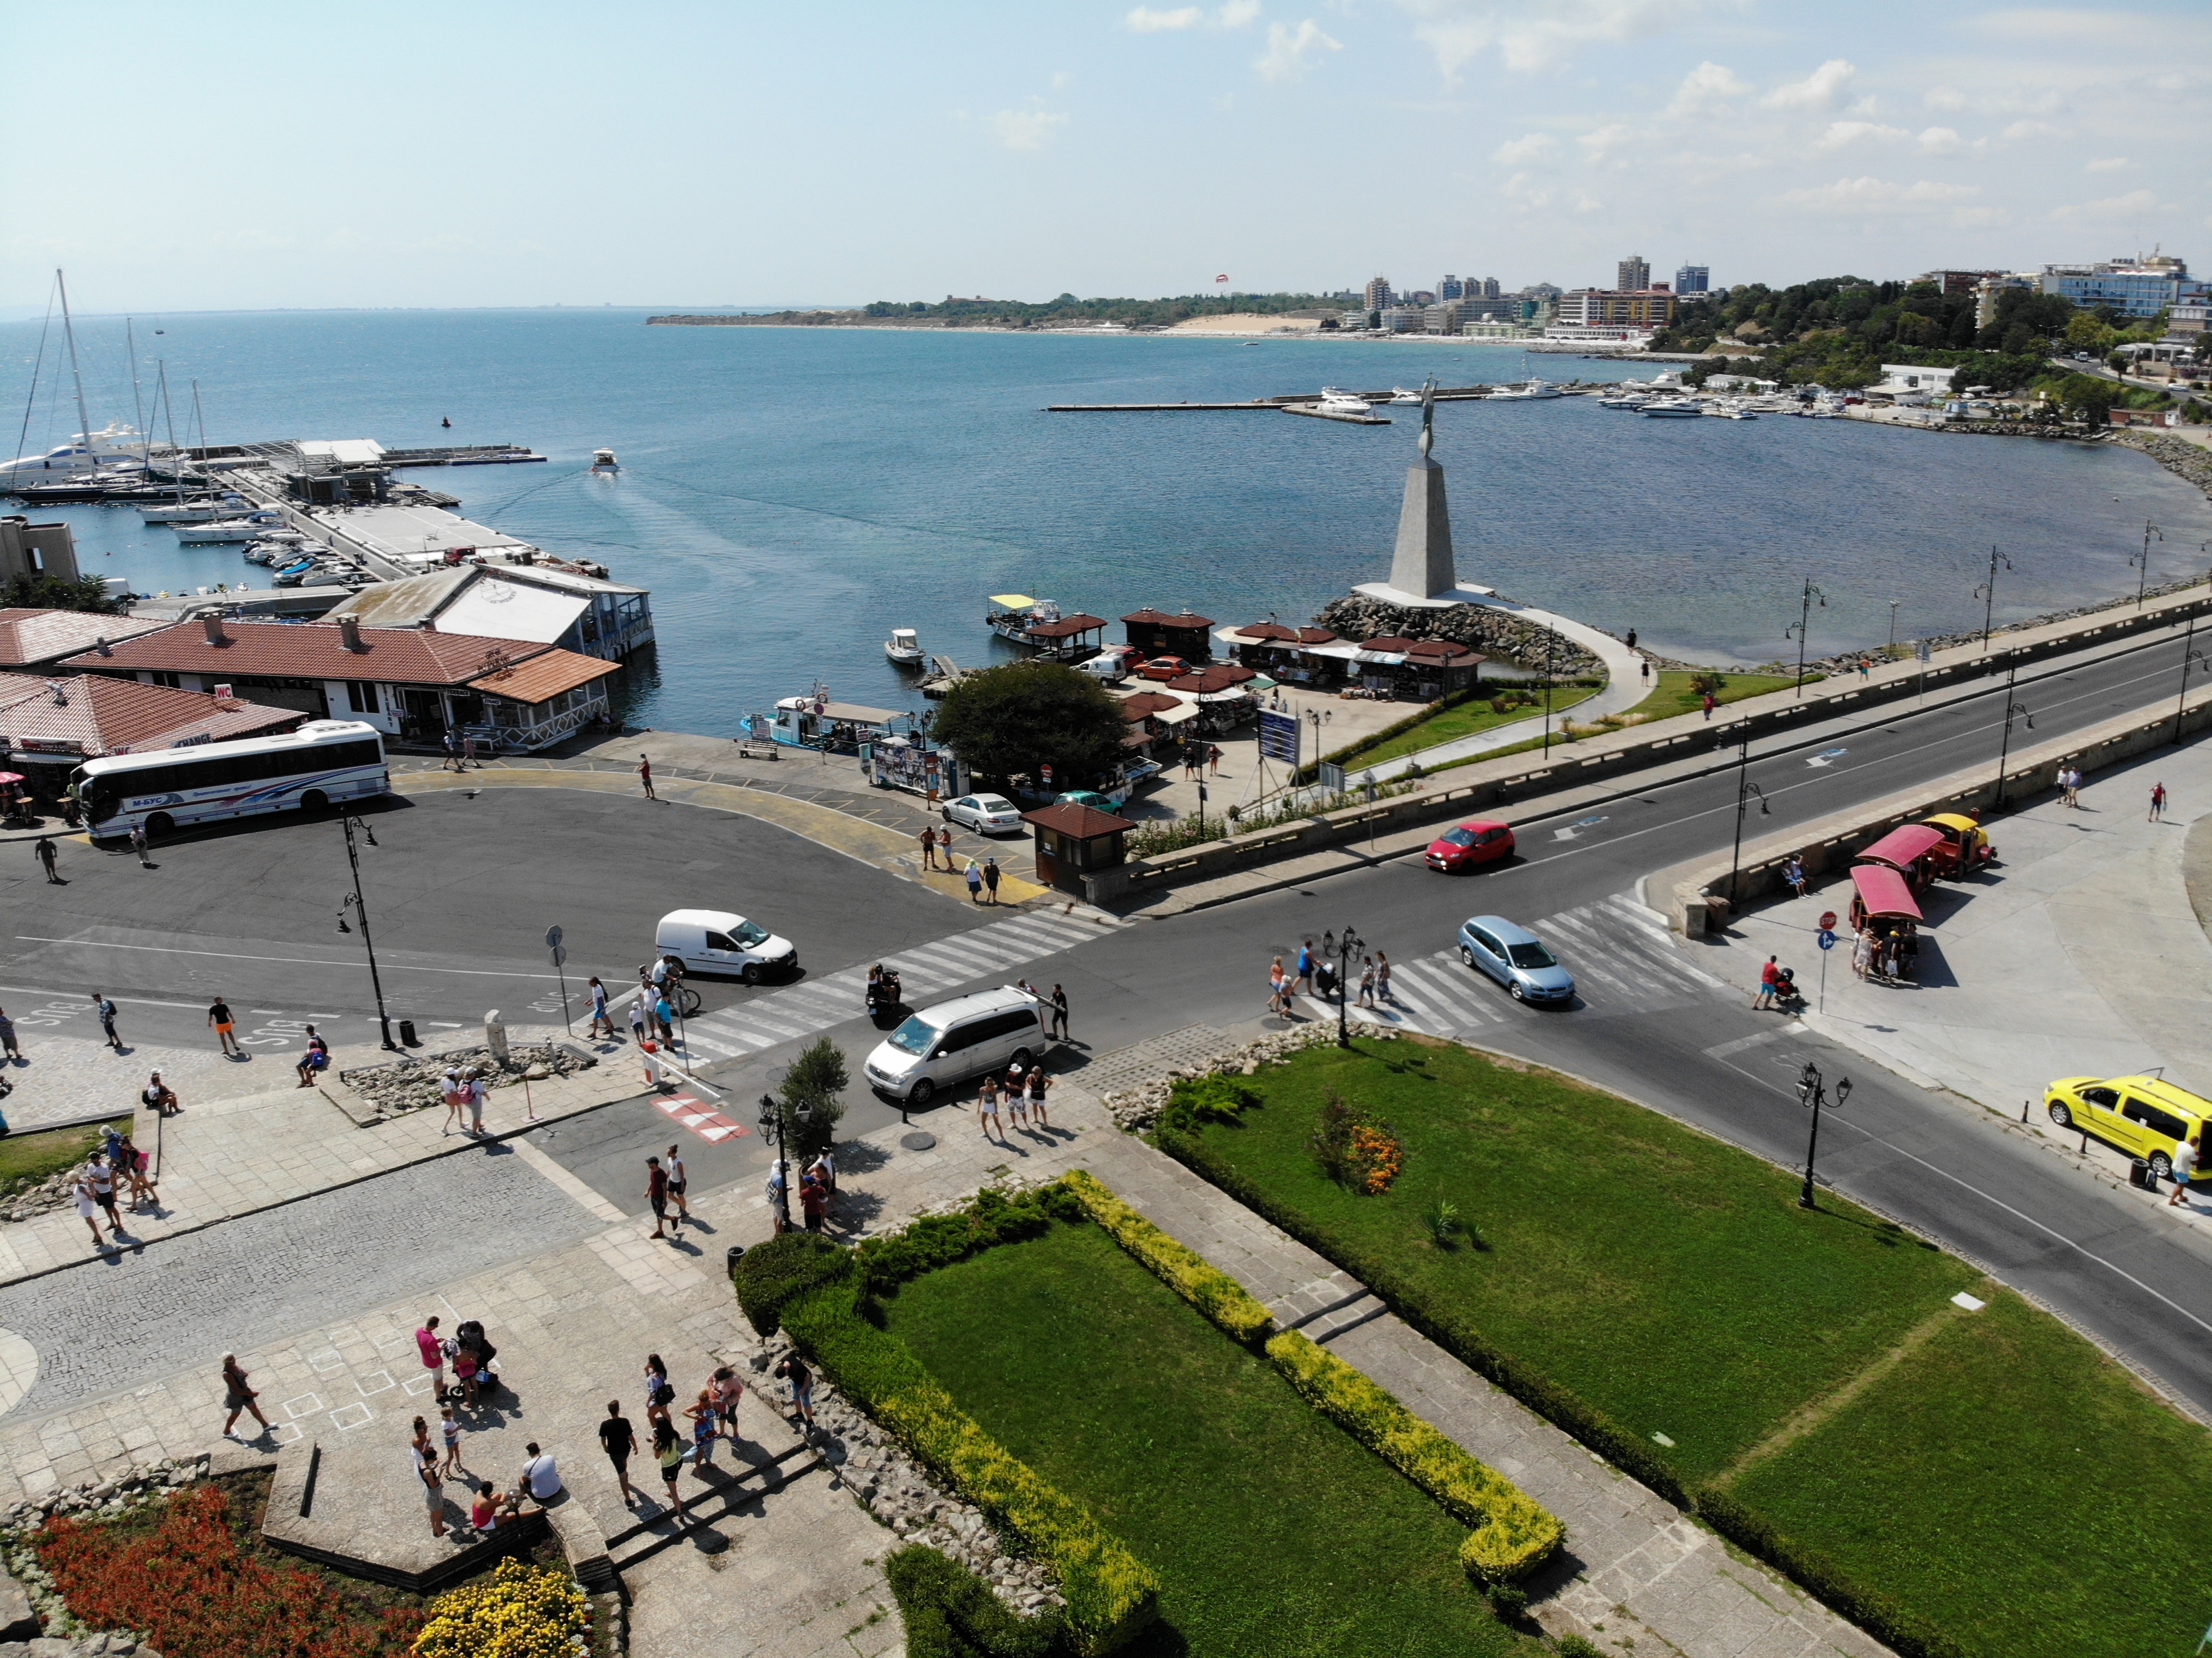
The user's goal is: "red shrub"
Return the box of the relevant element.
[35,1483,425,1658]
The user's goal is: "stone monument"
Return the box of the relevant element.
[1352,382,1495,610]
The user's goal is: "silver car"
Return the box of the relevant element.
[1457,915,1576,1005]
[941,793,1024,835]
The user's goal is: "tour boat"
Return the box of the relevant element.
[986,594,1062,643]
[590,448,620,472]
[886,628,926,666]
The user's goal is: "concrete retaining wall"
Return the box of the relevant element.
[1662,684,2212,936]
[1085,581,2212,904]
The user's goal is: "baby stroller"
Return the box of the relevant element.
[454,1320,504,1399]
[1771,967,1806,1012]
[866,966,904,1025]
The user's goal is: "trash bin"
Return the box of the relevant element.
[726,1245,746,1272]
[398,1019,419,1047]
[2130,1157,2154,1190]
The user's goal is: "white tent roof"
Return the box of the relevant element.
[434,579,589,646]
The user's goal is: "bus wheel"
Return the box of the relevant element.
[146,812,175,836]
[300,790,329,812]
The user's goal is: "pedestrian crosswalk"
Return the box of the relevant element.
[1292,893,1725,1037]
[666,909,1114,1061]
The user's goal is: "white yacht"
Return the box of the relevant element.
[1386,388,1424,405]
[1597,395,1650,410]
[0,424,169,486]
[175,512,283,543]
[139,494,251,523]
[1486,379,1564,401]
[590,448,620,472]
[886,628,926,666]
[1639,398,1705,418]
[1317,387,1373,415]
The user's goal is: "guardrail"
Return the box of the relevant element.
[1081,582,2212,904]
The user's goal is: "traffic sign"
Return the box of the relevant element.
[550,944,567,967]
[1817,929,1837,951]
[546,925,563,949]
[1818,910,1836,931]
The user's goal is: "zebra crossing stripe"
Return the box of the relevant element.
[674,1029,750,1059]
[1387,963,1498,1028]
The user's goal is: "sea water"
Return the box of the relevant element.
[7,308,2209,734]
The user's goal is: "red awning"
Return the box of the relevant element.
[1855,824,1945,872]
[1849,863,1924,922]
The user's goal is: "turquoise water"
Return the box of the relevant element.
[8,308,2210,733]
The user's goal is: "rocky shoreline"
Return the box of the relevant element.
[1312,594,1601,677]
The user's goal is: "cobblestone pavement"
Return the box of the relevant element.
[0,1022,239,1132]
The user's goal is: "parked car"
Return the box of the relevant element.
[1426,819,1515,873]
[1136,654,1192,682]
[1055,790,1116,810]
[2046,1074,2210,1181]
[1076,646,1133,683]
[863,986,1047,1106]
[941,793,1024,834]
[654,908,798,984]
[1456,915,1574,1005]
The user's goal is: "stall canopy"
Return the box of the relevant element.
[1849,863,1924,922]
[990,594,1036,610]
[1855,823,1945,872]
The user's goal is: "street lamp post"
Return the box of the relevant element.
[1783,577,1828,698]
[757,1090,812,1233]
[1796,1060,1851,1210]
[1974,545,2011,650]
[335,813,395,1049]
[1725,724,1771,908]
[2130,519,2164,608]
[1992,657,2034,806]
[2177,566,2210,743]
[1888,599,1901,653]
[1320,925,1365,1049]
[1540,627,1558,754]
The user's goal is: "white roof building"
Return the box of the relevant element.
[324,563,654,662]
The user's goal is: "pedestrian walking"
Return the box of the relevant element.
[1783,856,1807,900]
[1357,955,1376,1008]
[129,824,152,868]
[461,735,477,770]
[800,1169,829,1233]
[1027,1065,1052,1129]
[2150,781,2168,822]
[221,1355,269,1439]
[1753,956,1780,1010]
[1625,628,1638,651]
[465,1068,488,1137]
[1293,940,1315,996]
[714,1367,746,1443]
[208,995,242,1056]
[775,1354,815,1432]
[1859,658,1871,681]
[599,1401,641,1505]
[117,1133,156,1210]
[638,754,656,800]
[35,837,59,884]
[644,1355,676,1425]
[978,1073,1002,1138]
[91,991,121,1050]
[141,1071,178,1116]
[627,993,647,1046]
[1852,927,1873,981]
[765,1158,788,1232]
[1267,956,1288,1015]
[646,1155,672,1240]
[1702,691,1716,721]
[1049,983,1069,1040]
[1374,951,1392,1004]
[88,1155,124,1237]
[685,1389,719,1472]
[73,1168,109,1251]
[964,860,984,903]
[1639,658,1651,684]
[442,731,460,772]
[665,1145,690,1224]
[651,1419,690,1523]
[2169,1133,2199,1207]
[918,824,940,870]
[416,1317,447,1402]
[653,990,676,1044]
[0,1006,19,1061]
[1004,1062,1028,1130]
[1207,744,1224,777]
[585,976,612,1038]
[982,856,1001,904]
[440,1405,465,1477]
[441,1066,467,1135]
[414,1419,447,1537]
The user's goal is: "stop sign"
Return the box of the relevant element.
[1818,910,1837,932]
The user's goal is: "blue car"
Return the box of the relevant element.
[1457,915,1576,1005]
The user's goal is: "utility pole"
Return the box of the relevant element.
[1796,1062,1851,1210]
[1786,578,1826,696]
[1975,545,2011,650]
[339,814,395,1049]
[1726,724,1769,908]
[1992,656,2033,807]
[2132,519,2163,608]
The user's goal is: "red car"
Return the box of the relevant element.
[1426,819,1514,872]
[1137,654,1192,682]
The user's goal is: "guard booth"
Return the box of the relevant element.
[1023,800,1137,897]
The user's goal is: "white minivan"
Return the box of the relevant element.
[863,986,1047,1106]
[654,909,798,984]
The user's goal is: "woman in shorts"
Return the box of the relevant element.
[652,1419,690,1523]
[977,1074,1001,1138]
[1026,1066,1051,1130]
[684,1387,719,1470]
[1004,1063,1028,1129]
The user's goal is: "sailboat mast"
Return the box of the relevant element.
[55,269,95,455]
[155,362,185,506]
[128,318,151,471]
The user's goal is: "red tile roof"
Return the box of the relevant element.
[0,672,303,758]
[1233,622,1299,641]
[1122,609,1215,628]
[1165,665,1257,694]
[0,609,170,670]
[1117,692,1184,718]
[470,650,617,706]
[1024,614,1108,640]
[1021,801,1137,838]
[57,619,556,687]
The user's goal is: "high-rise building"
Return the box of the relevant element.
[1364,276,1394,311]
[1439,275,1464,301]
[1616,255,1651,292]
[1674,265,1710,295]
[1479,277,1501,299]
[1557,288,1679,328]
[2037,255,2200,319]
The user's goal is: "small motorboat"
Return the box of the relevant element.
[1387,388,1424,405]
[269,557,317,586]
[1487,379,1564,401]
[886,628,926,666]
[590,448,620,472]
[1317,387,1373,415]
[1639,398,1706,418]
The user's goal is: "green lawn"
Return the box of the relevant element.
[879,1218,1532,1658]
[1334,683,1601,770]
[1164,1040,2212,1657]
[1618,668,1804,722]
[0,1117,133,1200]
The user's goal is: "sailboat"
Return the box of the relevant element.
[1,272,172,486]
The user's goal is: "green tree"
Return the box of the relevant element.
[2045,372,2121,424]
[2,573,119,613]
[932,661,1129,788]
[774,1035,848,1163]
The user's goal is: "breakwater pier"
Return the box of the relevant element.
[1046,383,1504,413]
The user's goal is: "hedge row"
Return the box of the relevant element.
[855,1183,1082,1296]
[1267,1330,1562,1582]
[782,1275,1160,1656]
[885,1544,1071,1658]
[1154,1124,1692,1507]
[1061,1169,1275,1347]
[730,1230,852,1338]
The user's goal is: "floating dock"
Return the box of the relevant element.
[1047,385,1501,413]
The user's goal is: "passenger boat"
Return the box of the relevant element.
[886,628,926,666]
[590,448,620,472]
[987,594,1062,643]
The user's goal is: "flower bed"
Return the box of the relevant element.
[413,1559,587,1658]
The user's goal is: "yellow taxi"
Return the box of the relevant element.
[2045,1074,2210,1181]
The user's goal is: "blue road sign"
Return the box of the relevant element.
[1817,929,1837,951]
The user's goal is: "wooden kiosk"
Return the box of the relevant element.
[1023,800,1137,897]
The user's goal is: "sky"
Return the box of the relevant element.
[3,0,2207,313]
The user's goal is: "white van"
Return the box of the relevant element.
[863,986,1047,1106]
[654,909,798,984]
[1077,646,1132,684]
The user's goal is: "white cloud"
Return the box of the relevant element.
[1125,5,1202,30]
[1255,19,1341,82]
[1402,0,1724,83]
[989,105,1069,151]
[1916,127,1964,154]
[2001,119,2061,140]
[1217,0,1262,23]
[1577,123,1636,161]
[2083,155,2130,172]
[1925,86,1967,111]
[1778,176,1980,212]
[1051,70,1074,90]
[2048,186,2163,222]
[1762,58,1855,110]
[1668,60,1749,115]
[1816,121,1909,149]
[1492,131,1555,164]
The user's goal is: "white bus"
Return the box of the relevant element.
[71,719,390,839]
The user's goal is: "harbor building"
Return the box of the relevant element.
[57,616,618,752]
[324,563,654,663]
[1,516,80,586]
[0,608,170,672]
